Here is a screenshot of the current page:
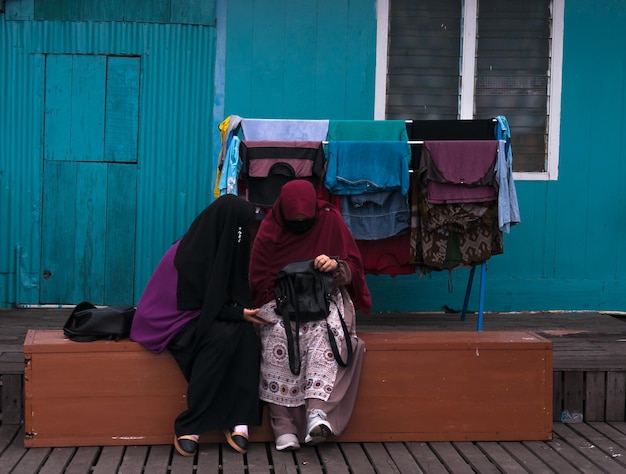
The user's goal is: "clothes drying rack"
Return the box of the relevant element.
[407,118,498,331]
[460,262,487,331]
[241,118,500,331]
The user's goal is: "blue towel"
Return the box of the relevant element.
[324,141,411,195]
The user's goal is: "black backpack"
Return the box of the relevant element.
[274,259,353,375]
[63,301,135,342]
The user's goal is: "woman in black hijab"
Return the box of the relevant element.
[131,194,269,456]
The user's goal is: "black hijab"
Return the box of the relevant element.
[174,194,256,336]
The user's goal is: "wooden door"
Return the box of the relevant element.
[40,54,140,305]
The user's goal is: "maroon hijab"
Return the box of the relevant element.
[250,180,371,312]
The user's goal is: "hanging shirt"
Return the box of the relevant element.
[239,140,326,207]
[420,140,499,204]
[340,190,410,240]
[218,136,242,196]
[324,141,411,195]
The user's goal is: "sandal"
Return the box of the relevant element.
[174,434,198,457]
[223,429,249,454]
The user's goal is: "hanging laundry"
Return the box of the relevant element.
[217,136,242,196]
[408,118,495,170]
[494,116,521,233]
[326,119,409,142]
[340,190,410,240]
[413,139,504,270]
[239,140,325,208]
[213,115,242,198]
[241,118,329,141]
[420,140,499,204]
[356,232,416,275]
[324,141,411,195]
[324,120,412,274]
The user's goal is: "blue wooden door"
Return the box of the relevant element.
[41,54,140,305]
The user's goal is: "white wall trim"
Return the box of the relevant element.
[459,0,477,119]
[374,0,390,119]
[546,0,564,181]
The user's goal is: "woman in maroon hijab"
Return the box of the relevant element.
[250,180,372,451]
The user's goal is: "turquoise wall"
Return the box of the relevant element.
[2,0,625,312]
[223,0,626,313]
[0,5,218,306]
[224,0,376,119]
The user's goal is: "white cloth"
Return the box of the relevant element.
[241,119,329,141]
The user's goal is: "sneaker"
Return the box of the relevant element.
[305,409,332,444]
[275,433,300,451]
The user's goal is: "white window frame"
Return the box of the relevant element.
[375,0,564,181]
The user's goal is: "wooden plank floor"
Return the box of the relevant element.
[4,421,626,473]
[3,308,626,473]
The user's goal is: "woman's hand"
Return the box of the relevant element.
[314,254,339,272]
[243,307,272,325]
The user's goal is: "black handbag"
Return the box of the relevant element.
[63,301,135,342]
[274,259,353,375]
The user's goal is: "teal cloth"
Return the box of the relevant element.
[326,120,409,141]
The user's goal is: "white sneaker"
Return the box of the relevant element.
[305,409,332,444]
[275,433,300,451]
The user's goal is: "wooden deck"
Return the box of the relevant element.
[4,421,626,473]
[3,307,626,472]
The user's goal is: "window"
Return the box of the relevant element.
[376,0,563,179]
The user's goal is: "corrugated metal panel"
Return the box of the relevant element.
[32,0,215,25]
[0,16,217,306]
[0,18,45,306]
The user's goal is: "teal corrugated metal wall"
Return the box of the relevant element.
[223,0,626,313]
[0,9,217,306]
[225,0,376,119]
[3,0,626,312]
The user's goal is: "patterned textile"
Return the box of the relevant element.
[411,170,503,269]
[257,288,351,407]
[409,173,421,265]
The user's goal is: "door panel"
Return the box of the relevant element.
[104,163,137,303]
[105,56,140,163]
[44,55,106,162]
[40,161,78,302]
[41,54,139,305]
[41,162,137,304]
[73,161,107,302]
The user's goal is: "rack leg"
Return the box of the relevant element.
[460,265,476,321]
[476,262,486,331]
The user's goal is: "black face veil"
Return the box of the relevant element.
[174,195,257,339]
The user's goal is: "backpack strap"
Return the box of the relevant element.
[325,281,353,368]
[276,277,302,375]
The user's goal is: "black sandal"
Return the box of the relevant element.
[174,434,198,457]
[223,429,248,454]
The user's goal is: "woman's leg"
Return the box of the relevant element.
[306,291,365,438]
[306,335,366,436]
[268,403,306,440]
[169,319,261,436]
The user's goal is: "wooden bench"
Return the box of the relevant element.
[23,329,553,447]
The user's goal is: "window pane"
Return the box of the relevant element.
[475,0,551,172]
[386,0,462,119]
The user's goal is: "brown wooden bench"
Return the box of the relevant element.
[23,329,553,447]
